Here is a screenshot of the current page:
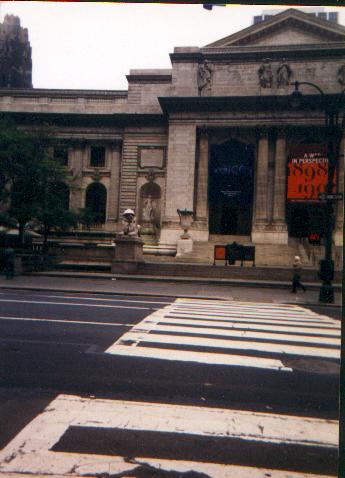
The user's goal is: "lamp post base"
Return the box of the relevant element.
[319,283,334,303]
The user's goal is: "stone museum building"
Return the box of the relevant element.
[0,8,344,266]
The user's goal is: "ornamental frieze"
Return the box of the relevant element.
[258,60,292,88]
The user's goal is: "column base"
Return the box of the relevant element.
[251,223,288,244]
[160,225,209,245]
[334,229,343,247]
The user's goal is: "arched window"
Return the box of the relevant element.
[85,182,107,224]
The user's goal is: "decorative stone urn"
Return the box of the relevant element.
[112,209,144,273]
[176,208,194,257]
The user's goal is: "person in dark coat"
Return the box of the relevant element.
[4,246,15,279]
[291,255,306,293]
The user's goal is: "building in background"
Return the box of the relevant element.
[0,8,344,267]
[253,7,339,25]
[0,14,32,88]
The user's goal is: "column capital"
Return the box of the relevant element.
[274,126,288,139]
[198,126,209,138]
[255,127,270,139]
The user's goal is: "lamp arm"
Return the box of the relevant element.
[292,81,325,96]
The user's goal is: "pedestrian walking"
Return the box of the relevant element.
[291,255,306,293]
[3,245,15,279]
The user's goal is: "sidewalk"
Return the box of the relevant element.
[0,272,341,306]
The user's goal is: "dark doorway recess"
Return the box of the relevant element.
[85,182,107,224]
[286,202,327,238]
[209,139,254,235]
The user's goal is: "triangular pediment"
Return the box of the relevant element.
[205,9,345,48]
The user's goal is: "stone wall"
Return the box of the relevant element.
[170,56,345,98]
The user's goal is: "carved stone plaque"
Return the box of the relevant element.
[139,147,165,169]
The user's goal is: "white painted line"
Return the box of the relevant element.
[105,344,292,370]
[177,298,309,309]
[0,394,337,478]
[173,304,315,314]
[165,313,340,329]
[0,315,135,328]
[175,301,317,313]
[170,309,336,322]
[139,324,340,346]
[24,293,171,305]
[0,298,153,310]
[159,317,340,337]
[119,333,340,359]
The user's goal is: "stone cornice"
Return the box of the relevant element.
[0,88,128,98]
[170,42,345,62]
[126,74,172,83]
[158,94,338,115]
[1,111,166,127]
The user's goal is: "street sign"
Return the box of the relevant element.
[318,193,343,201]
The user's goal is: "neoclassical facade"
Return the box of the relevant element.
[0,9,344,255]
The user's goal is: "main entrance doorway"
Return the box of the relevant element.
[208,139,254,235]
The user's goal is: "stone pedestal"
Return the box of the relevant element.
[112,236,144,273]
[176,238,193,257]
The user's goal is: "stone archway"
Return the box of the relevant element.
[139,182,161,236]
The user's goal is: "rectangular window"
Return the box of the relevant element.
[317,12,327,20]
[54,146,68,166]
[90,146,105,167]
[328,12,338,23]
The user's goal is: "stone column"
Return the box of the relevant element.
[69,143,85,210]
[160,122,201,244]
[195,129,209,234]
[251,131,269,243]
[106,143,121,224]
[272,131,288,244]
[334,133,344,246]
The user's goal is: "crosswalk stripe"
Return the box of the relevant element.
[170,308,336,322]
[106,299,341,369]
[137,323,340,346]
[118,333,339,359]
[165,313,339,329]
[105,344,293,369]
[159,317,340,337]
[0,394,338,477]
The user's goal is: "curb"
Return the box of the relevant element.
[23,271,343,291]
[0,284,341,308]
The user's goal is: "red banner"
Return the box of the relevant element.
[287,144,336,201]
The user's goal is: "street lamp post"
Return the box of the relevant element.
[290,81,344,303]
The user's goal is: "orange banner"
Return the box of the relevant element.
[287,144,336,201]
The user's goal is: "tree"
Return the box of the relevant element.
[35,182,79,251]
[0,114,74,245]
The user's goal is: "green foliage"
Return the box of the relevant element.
[0,114,73,245]
[77,208,99,230]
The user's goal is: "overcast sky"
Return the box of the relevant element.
[1,2,344,90]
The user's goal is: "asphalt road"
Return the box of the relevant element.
[0,288,172,351]
[0,289,340,477]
